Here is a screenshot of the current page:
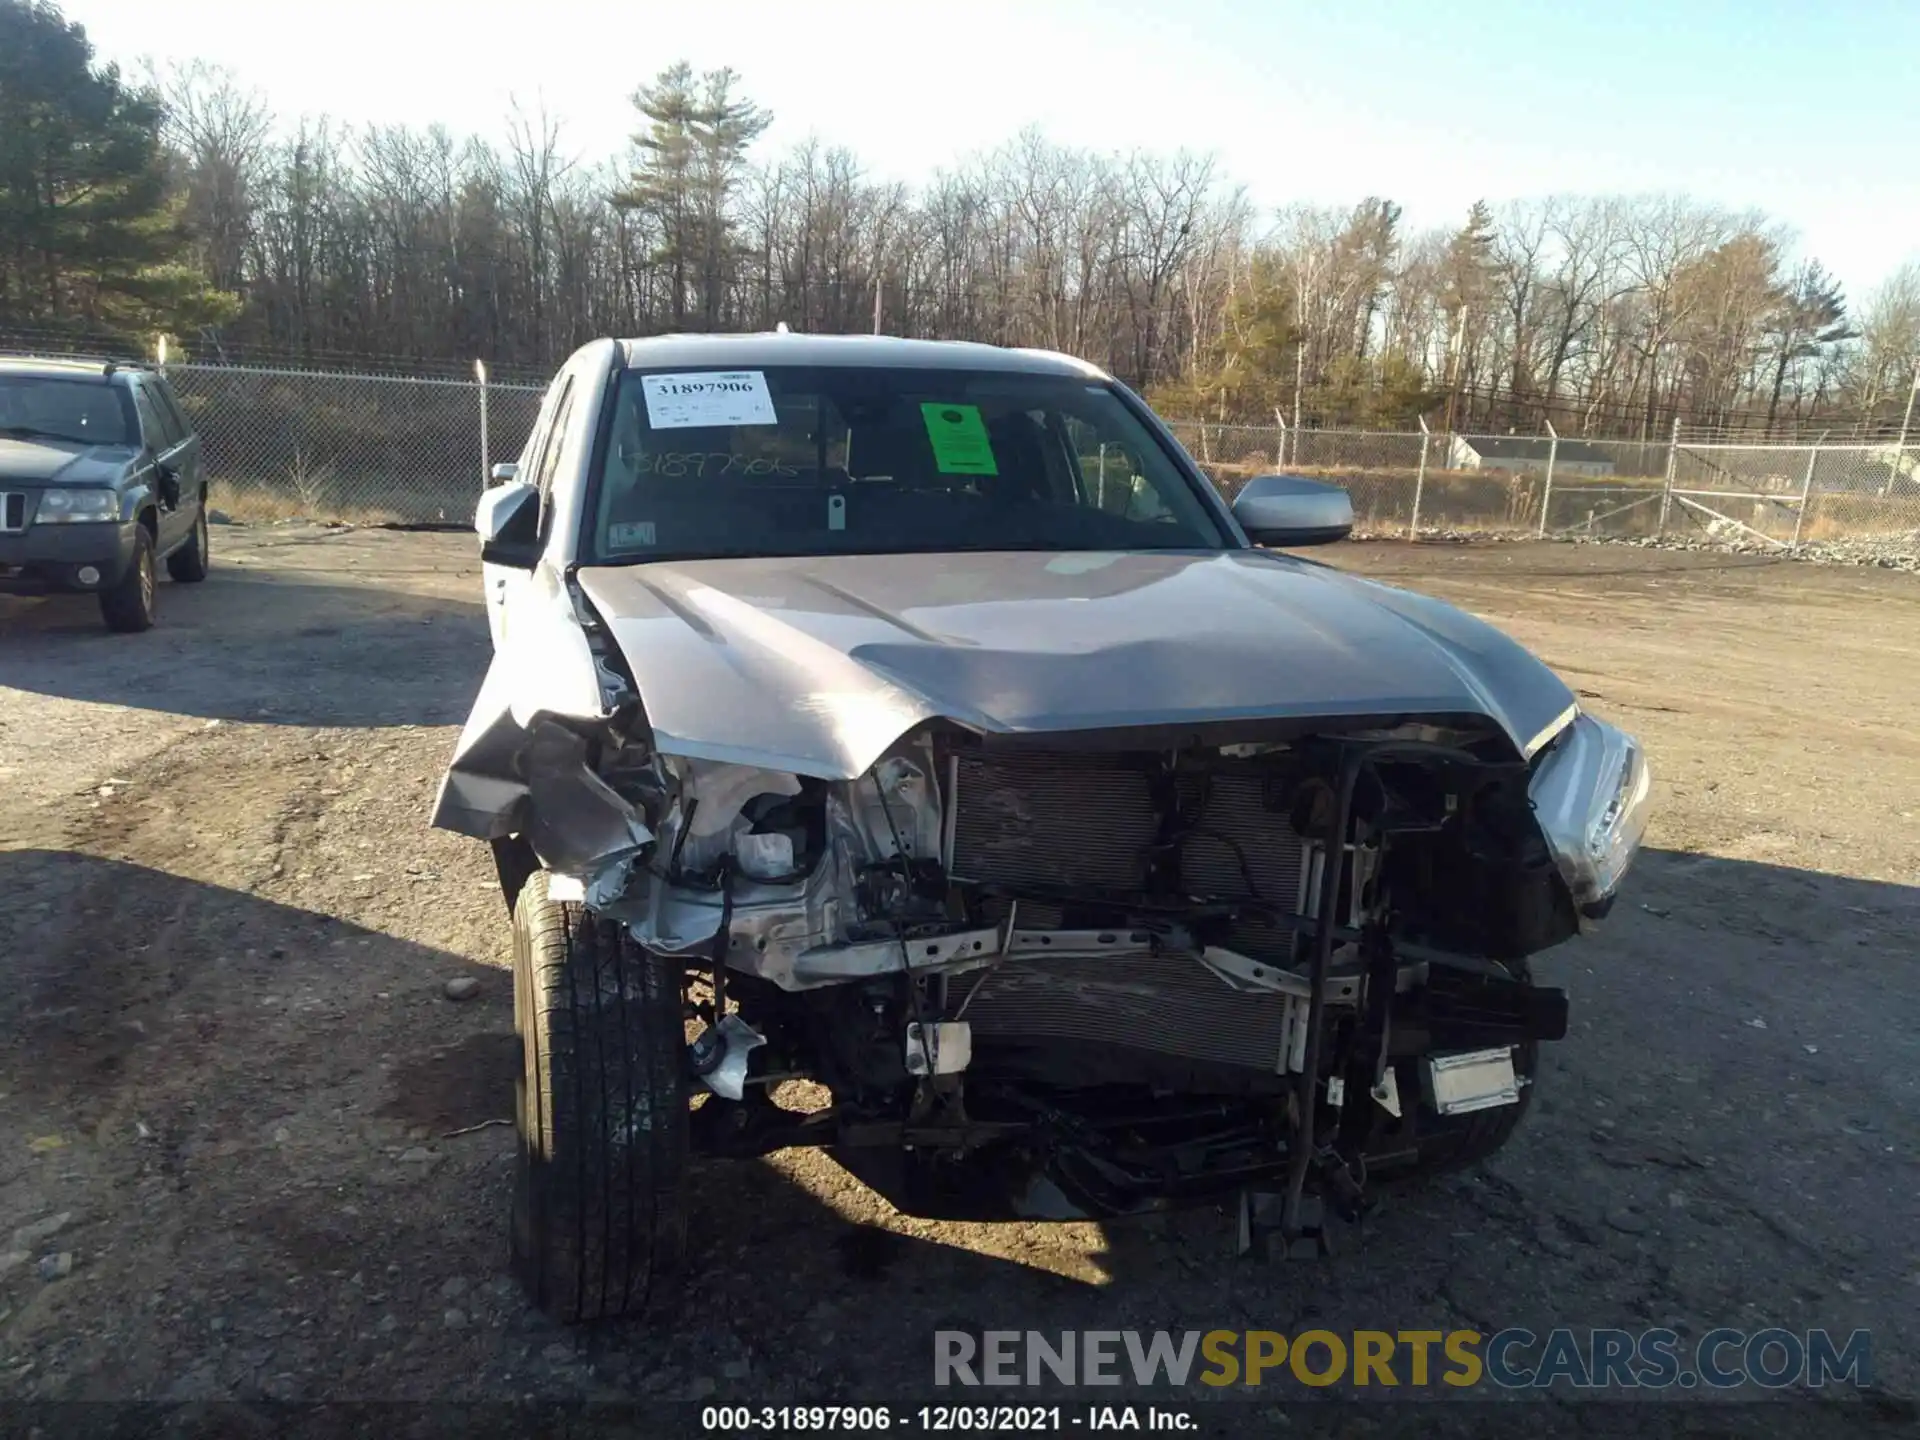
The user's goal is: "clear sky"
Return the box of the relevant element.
[66,0,1920,297]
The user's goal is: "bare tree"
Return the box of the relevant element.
[113,60,1898,434]
[505,101,571,357]
[158,61,271,296]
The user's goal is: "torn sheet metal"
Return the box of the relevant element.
[432,564,629,843]
[431,659,536,840]
[692,1014,766,1101]
[517,720,654,901]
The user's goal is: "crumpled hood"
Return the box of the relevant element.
[0,437,135,486]
[572,550,1577,780]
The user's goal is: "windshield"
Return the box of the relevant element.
[584,366,1229,563]
[0,375,135,447]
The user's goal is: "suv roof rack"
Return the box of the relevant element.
[0,352,153,376]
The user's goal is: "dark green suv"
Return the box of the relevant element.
[0,355,210,632]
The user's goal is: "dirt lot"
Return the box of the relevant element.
[1,527,1916,1434]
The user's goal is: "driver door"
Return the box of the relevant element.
[483,374,568,649]
[130,384,191,553]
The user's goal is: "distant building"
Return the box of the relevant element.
[1449,435,1617,478]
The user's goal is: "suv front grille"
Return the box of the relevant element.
[0,493,25,533]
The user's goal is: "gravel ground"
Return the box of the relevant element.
[1563,531,1920,573]
[1,527,1916,1437]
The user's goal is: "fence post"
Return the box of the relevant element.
[1291,342,1304,466]
[1537,420,1558,538]
[154,334,168,374]
[1657,417,1680,537]
[1411,417,1430,540]
[1884,366,1918,498]
[1791,434,1824,550]
[475,359,489,486]
[1273,408,1287,470]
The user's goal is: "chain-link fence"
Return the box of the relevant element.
[1169,419,1920,549]
[6,341,1915,548]
[1659,435,1919,548]
[1169,422,1602,537]
[162,363,545,525]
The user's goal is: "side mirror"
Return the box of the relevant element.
[476,478,541,568]
[1230,474,1354,547]
[487,461,520,489]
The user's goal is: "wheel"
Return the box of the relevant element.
[510,868,690,1323]
[167,506,209,582]
[100,527,157,632]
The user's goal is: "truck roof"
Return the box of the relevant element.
[617,332,1109,380]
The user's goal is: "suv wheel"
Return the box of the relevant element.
[100,528,157,632]
[168,506,210,582]
[510,868,690,1323]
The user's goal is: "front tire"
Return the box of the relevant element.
[168,506,210,582]
[100,527,157,632]
[510,868,690,1323]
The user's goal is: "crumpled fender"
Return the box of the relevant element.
[430,567,629,847]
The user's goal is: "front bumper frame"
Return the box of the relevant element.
[0,521,141,594]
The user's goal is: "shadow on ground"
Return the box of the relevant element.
[0,566,487,729]
[0,845,1914,1434]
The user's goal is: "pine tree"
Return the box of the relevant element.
[615,63,769,330]
[1439,200,1495,428]
[691,68,769,329]
[0,0,236,337]
[1764,261,1854,432]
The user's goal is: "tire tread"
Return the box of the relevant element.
[511,869,687,1323]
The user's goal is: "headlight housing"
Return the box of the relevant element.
[35,489,121,524]
[1527,712,1652,923]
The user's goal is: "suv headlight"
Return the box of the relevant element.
[36,489,121,524]
[1528,712,1652,921]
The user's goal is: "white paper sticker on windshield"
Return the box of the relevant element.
[641,371,777,430]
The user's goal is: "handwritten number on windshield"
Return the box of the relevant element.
[640,452,800,477]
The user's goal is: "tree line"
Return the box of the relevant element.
[3,0,1917,437]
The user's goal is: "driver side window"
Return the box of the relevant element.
[1061,416,1172,523]
[533,377,577,539]
[131,387,171,453]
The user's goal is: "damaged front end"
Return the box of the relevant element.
[435,583,1650,1256]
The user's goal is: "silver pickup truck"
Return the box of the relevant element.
[434,332,1652,1324]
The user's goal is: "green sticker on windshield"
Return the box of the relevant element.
[920,403,998,475]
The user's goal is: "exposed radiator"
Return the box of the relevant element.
[953,949,1305,1073]
[946,751,1310,963]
